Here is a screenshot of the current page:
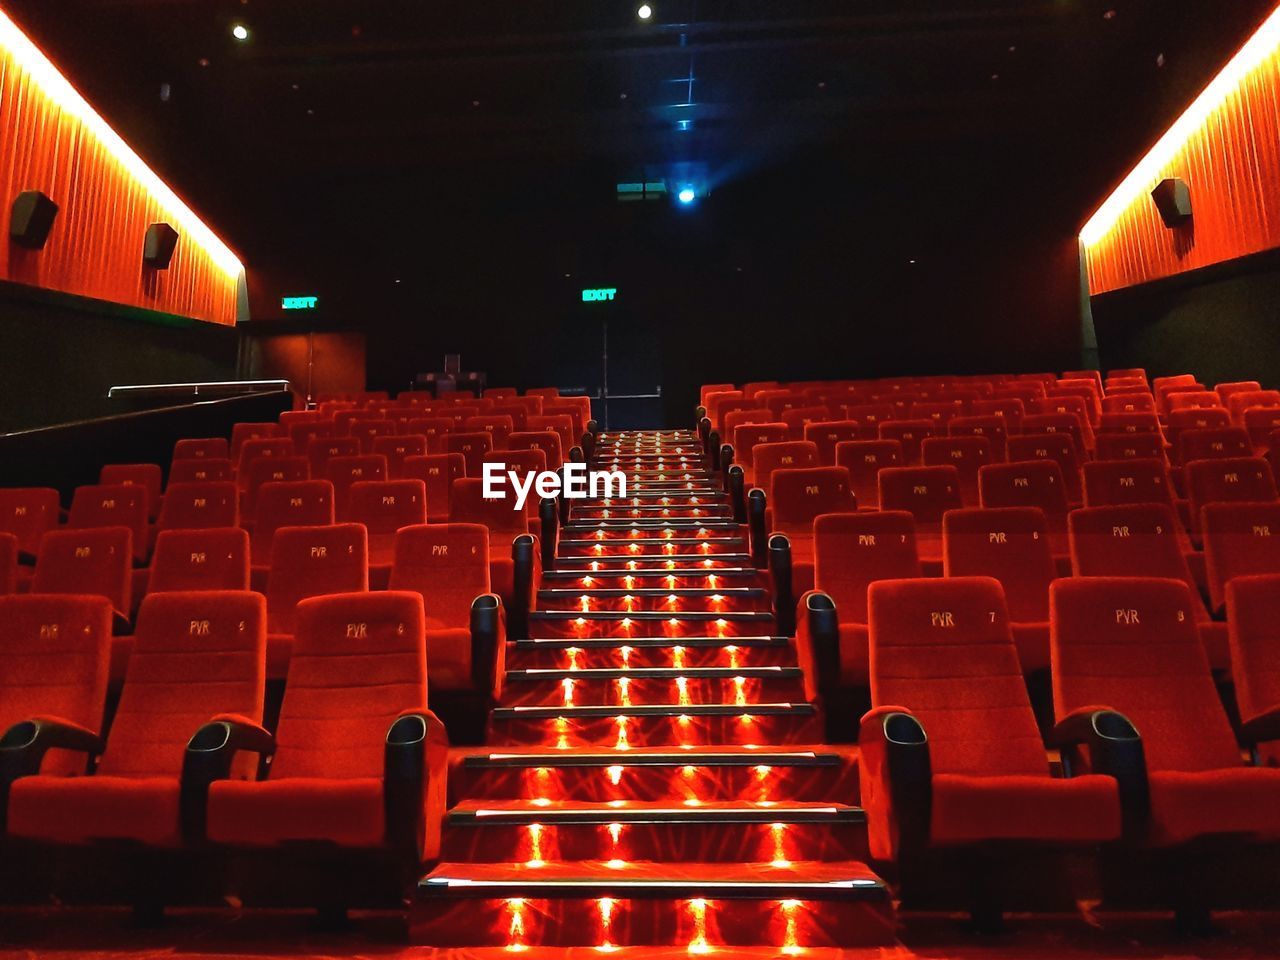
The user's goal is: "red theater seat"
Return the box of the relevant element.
[305,436,361,479]
[406,418,454,451]
[98,464,162,521]
[978,460,1070,562]
[1186,456,1278,539]
[971,398,1026,434]
[205,592,446,862]
[835,439,904,510]
[242,456,310,520]
[6,591,265,848]
[448,478,531,607]
[372,434,429,480]
[148,528,250,595]
[249,480,335,572]
[1051,576,1280,847]
[0,595,112,787]
[1169,415,1235,465]
[1226,574,1280,758]
[948,415,1009,461]
[943,507,1055,671]
[733,423,791,482]
[1068,503,1224,668]
[781,406,831,438]
[348,479,428,580]
[769,466,856,594]
[508,430,563,470]
[231,423,278,459]
[751,441,819,498]
[173,438,229,462]
[169,457,233,486]
[1203,502,1280,614]
[921,436,994,507]
[326,455,388,521]
[236,438,295,484]
[877,419,936,466]
[803,511,921,690]
[1007,433,1083,505]
[157,482,239,533]
[861,577,1120,864]
[405,453,467,523]
[1229,390,1280,425]
[464,416,515,450]
[1095,432,1165,463]
[264,524,368,678]
[805,421,872,466]
[68,483,150,564]
[389,523,501,697]
[32,527,132,624]
[1082,458,1175,509]
[350,419,399,455]
[445,432,496,478]
[1021,412,1089,459]
[0,487,61,559]
[877,465,962,570]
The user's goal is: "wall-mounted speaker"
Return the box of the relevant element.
[10,190,59,250]
[143,222,180,269]
[1151,178,1192,228]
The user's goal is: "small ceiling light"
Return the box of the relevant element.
[678,187,696,204]
[231,23,250,41]
[638,4,653,20]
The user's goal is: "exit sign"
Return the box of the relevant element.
[282,295,318,311]
[582,287,617,303]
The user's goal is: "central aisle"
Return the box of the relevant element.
[414,429,894,953]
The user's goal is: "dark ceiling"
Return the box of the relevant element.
[5,0,1277,319]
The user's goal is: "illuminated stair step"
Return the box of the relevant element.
[489,707,820,748]
[514,635,789,650]
[493,702,813,721]
[508,638,796,671]
[500,670,804,707]
[507,666,800,682]
[552,557,754,572]
[446,799,861,825]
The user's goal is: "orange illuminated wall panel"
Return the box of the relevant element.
[1082,5,1280,296]
[0,7,245,325]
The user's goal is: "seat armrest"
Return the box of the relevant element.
[857,705,931,863]
[1241,705,1280,747]
[470,593,508,700]
[768,534,795,636]
[1050,706,1148,838]
[510,534,539,640]
[385,709,450,862]
[0,716,103,825]
[181,715,276,842]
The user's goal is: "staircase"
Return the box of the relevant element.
[414,429,895,953]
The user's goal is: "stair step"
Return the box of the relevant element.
[507,666,800,682]
[493,702,813,721]
[514,635,789,650]
[530,610,770,622]
[447,798,862,826]
[508,637,796,671]
[460,745,841,770]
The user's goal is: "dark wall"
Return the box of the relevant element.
[0,284,240,433]
[1091,252,1280,388]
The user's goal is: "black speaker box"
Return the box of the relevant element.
[143,222,180,269]
[10,190,59,250]
[1151,178,1192,228]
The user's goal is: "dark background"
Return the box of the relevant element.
[3,0,1278,428]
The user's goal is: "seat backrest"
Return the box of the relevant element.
[942,507,1054,621]
[406,417,454,451]
[242,456,310,518]
[173,437,229,462]
[231,423,277,459]
[489,404,530,431]
[157,481,239,533]
[841,404,897,432]
[1245,407,1280,448]
[909,401,964,429]
[372,434,428,480]
[804,421,869,466]
[769,467,856,535]
[448,478,529,539]
[1203,502,1280,613]
[526,415,575,453]
[326,455,389,520]
[0,487,61,556]
[1101,392,1157,415]
[814,512,920,624]
[1082,458,1173,508]
[0,594,112,775]
[733,423,791,469]
[947,415,1008,459]
[169,457,234,486]
[348,479,428,538]
[1007,432,1081,481]
[1094,433,1164,462]
[98,464,162,519]
[508,430,564,470]
[1187,456,1279,535]
[464,415,515,450]
[265,524,369,636]
[970,399,1025,434]
[272,592,426,780]
[404,453,467,523]
[236,437,296,482]
[869,577,1047,777]
[877,419,936,465]
[1021,412,1087,455]
[878,465,963,525]
[389,523,491,629]
[781,406,832,439]
[446,431,496,477]
[921,436,994,504]
[32,527,132,617]
[251,480,335,561]
[978,460,1069,518]
[1050,577,1239,773]
[1229,389,1280,424]
[1166,391,1223,413]
[306,436,361,478]
[149,527,250,593]
[722,407,775,437]
[1226,573,1280,725]
[1067,503,1202,615]
[98,591,266,778]
[68,484,149,561]
[349,419,399,456]
[1175,426,1251,467]
[1098,411,1161,435]
[752,441,820,497]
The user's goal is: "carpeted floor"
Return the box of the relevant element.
[5,908,1280,959]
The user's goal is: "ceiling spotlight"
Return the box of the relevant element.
[231,23,250,41]
[637,4,653,20]
[677,187,696,205]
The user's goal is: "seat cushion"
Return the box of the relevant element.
[267,633,293,680]
[207,776,385,848]
[426,626,474,692]
[1011,621,1050,673]
[930,772,1120,845]
[837,622,870,687]
[7,775,180,846]
[1148,767,1280,846]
